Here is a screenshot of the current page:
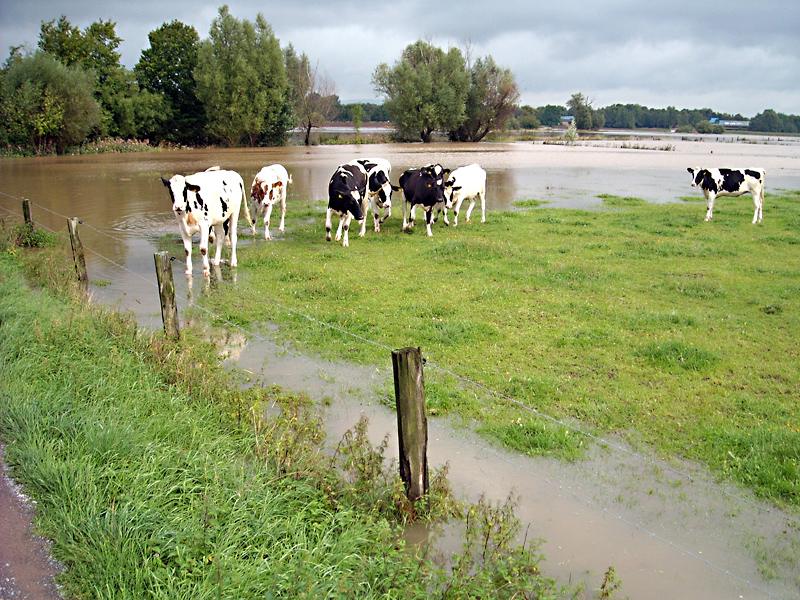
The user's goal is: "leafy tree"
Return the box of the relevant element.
[195,6,292,147]
[512,105,540,130]
[134,20,206,144]
[284,44,338,145]
[373,40,469,142]
[450,55,520,141]
[38,15,166,139]
[567,92,604,130]
[535,105,566,127]
[1,52,101,153]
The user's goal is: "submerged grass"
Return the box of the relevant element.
[204,189,800,506]
[0,233,593,598]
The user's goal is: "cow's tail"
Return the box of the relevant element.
[240,181,253,225]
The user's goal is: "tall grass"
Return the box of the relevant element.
[0,236,594,598]
[205,191,800,506]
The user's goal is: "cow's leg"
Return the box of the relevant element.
[210,222,225,267]
[359,197,368,237]
[704,192,716,221]
[402,197,410,232]
[228,211,239,268]
[465,197,477,222]
[326,208,334,242]
[199,225,211,276]
[264,203,273,240]
[479,190,486,222]
[278,198,286,232]
[342,214,352,247]
[335,213,345,242]
[409,204,417,229]
[249,201,258,236]
[181,233,193,275]
[425,208,434,237]
[752,190,763,223]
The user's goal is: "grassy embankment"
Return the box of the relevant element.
[200,190,800,508]
[0,225,599,599]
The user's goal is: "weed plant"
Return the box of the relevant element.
[205,191,800,506]
[0,235,597,598]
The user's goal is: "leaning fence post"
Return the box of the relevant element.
[392,346,429,502]
[154,251,180,338]
[22,199,33,228]
[67,217,88,291]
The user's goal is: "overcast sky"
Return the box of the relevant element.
[1,1,798,117]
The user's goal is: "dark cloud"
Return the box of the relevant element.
[1,0,797,116]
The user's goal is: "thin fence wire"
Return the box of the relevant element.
[1,192,794,600]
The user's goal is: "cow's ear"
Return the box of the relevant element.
[443,169,451,177]
[391,184,401,191]
[161,177,171,187]
[186,183,200,192]
[452,185,462,191]
[687,168,694,174]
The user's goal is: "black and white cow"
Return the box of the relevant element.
[250,164,291,240]
[326,162,367,247]
[443,163,487,227]
[161,167,250,276]
[399,164,452,237]
[687,167,766,223]
[354,157,399,234]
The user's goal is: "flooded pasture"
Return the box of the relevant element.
[1,135,799,599]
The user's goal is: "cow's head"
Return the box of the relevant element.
[162,175,192,212]
[687,167,706,187]
[418,164,452,206]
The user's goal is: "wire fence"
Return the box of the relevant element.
[1,189,795,600]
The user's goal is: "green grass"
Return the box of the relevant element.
[0,246,590,599]
[202,190,800,506]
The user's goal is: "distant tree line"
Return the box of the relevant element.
[512,98,800,134]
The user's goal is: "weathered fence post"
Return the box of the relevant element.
[22,199,33,228]
[392,346,429,502]
[67,217,88,291]
[154,251,180,339]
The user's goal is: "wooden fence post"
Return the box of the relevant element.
[392,346,429,502]
[67,217,88,291]
[22,199,33,228]
[154,251,180,338]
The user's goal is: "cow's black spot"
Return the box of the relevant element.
[744,169,762,181]
[720,169,745,194]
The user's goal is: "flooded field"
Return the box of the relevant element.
[1,135,799,599]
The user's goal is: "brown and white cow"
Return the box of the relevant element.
[687,167,766,223]
[161,167,250,276]
[250,164,292,240]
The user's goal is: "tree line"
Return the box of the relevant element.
[512,95,800,134]
[1,5,798,156]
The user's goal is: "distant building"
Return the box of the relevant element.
[709,118,750,129]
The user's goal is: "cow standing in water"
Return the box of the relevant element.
[250,164,292,240]
[326,162,367,247]
[162,167,250,276]
[687,167,766,223]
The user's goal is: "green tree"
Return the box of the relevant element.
[284,44,338,145]
[373,40,469,142]
[450,55,520,141]
[134,20,206,144]
[195,6,292,147]
[567,92,605,130]
[536,104,566,127]
[38,15,166,139]
[1,52,101,153]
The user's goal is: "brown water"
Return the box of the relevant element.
[1,137,799,599]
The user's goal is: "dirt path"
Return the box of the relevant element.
[0,444,63,600]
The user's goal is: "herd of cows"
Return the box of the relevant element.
[161,160,764,277]
[161,158,487,275]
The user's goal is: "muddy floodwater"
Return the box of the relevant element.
[1,134,799,599]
